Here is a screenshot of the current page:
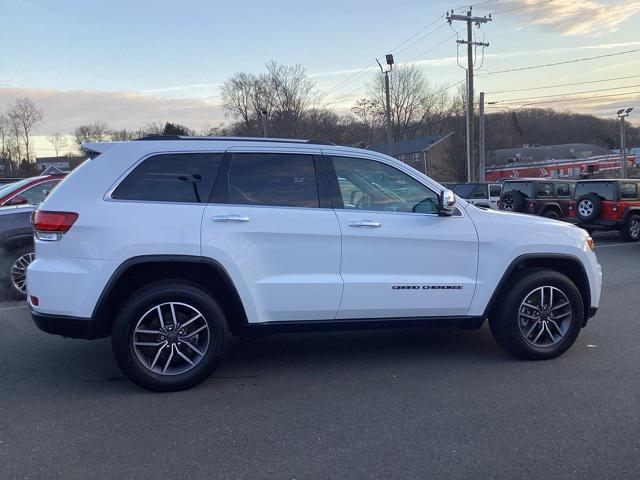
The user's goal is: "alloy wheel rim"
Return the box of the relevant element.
[503,197,514,211]
[518,285,572,348]
[578,200,593,217]
[630,219,640,239]
[132,302,210,376]
[10,252,35,294]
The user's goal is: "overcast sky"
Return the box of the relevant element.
[1,0,639,155]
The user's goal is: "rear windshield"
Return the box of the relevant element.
[502,182,533,198]
[574,182,615,200]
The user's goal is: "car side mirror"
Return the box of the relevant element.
[6,195,28,206]
[438,189,456,216]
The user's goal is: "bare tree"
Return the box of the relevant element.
[0,113,16,175]
[47,133,68,157]
[6,97,44,162]
[73,121,110,149]
[221,61,317,138]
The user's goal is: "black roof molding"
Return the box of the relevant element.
[135,135,335,146]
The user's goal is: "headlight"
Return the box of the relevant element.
[586,236,595,252]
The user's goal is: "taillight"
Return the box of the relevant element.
[31,210,78,241]
[568,201,575,211]
[611,204,619,212]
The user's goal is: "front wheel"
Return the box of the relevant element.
[619,214,640,242]
[489,268,584,360]
[111,280,229,391]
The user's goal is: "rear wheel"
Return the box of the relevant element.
[543,209,560,220]
[1,244,34,299]
[489,268,584,360]
[111,280,229,391]
[620,214,640,242]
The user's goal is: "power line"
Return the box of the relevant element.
[491,83,640,103]
[488,90,640,107]
[405,33,458,64]
[486,74,640,95]
[491,0,554,15]
[389,15,445,52]
[481,48,640,76]
[394,22,448,56]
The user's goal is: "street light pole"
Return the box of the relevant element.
[377,55,394,156]
[617,108,634,178]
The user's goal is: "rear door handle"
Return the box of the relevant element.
[213,214,250,223]
[348,220,381,228]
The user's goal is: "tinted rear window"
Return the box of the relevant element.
[502,182,533,198]
[225,153,319,208]
[112,153,223,203]
[574,182,615,201]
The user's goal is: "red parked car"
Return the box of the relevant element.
[0,175,65,207]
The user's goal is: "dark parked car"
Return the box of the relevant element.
[0,174,64,207]
[499,178,575,219]
[568,179,640,241]
[0,205,35,297]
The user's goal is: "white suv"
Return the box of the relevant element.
[27,137,602,391]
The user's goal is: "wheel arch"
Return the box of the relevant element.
[0,233,34,255]
[483,254,591,325]
[92,255,248,337]
[539,202,562,217]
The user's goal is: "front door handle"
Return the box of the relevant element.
[348,220,381,228]
[213,214,250,223]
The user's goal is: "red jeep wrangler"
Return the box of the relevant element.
[568,179,640,241]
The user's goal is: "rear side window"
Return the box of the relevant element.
[620,183,638,199]
[112,153,223,203]
[556,183,571,197]
[536,183,554,198]
[502,182,533,198]
[225,153,319,208]
[489,185,502,197]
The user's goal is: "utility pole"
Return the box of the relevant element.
[447,7,491,182]
[377,54,394,156]
[617,108,634,178]
[479,91,485,182]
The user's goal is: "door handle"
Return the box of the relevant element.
[348,220,381,228]
[213,214,250,223]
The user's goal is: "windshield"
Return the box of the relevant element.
[502,182,534,198]
[574,182,616,200]
[0,178,35,198]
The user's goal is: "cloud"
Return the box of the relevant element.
[0,87,226,135]
[497,0,640,36]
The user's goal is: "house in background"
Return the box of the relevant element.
[367,132,465,182]
[36,155,86,174]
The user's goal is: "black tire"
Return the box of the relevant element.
[543,209,560,220]
[501,191,525,212]
[0,243,34,300]
[575,194,602,222]
[111,280,229,392]
[619,214,640,242]
[489,268,584,360]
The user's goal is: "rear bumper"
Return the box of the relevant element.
[31,310,106,339]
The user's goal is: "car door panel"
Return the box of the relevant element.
[325,154,479,319]
[201,149,342,323]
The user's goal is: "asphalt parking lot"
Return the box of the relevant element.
[1,233,639,480]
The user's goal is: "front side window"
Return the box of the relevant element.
[536,182,554,197]
[556,183,571,197]
[620,183,638,199]
[226,153,319,208]
[330,156,438,214]
[112,153,223,203]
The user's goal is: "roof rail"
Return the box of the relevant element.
[135,135,335,146]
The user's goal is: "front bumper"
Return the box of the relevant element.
[31,310,106,339]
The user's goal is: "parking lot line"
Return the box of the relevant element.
[596,242,640,248]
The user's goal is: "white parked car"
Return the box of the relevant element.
[28,136,602,391]
[452,182,502,210]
